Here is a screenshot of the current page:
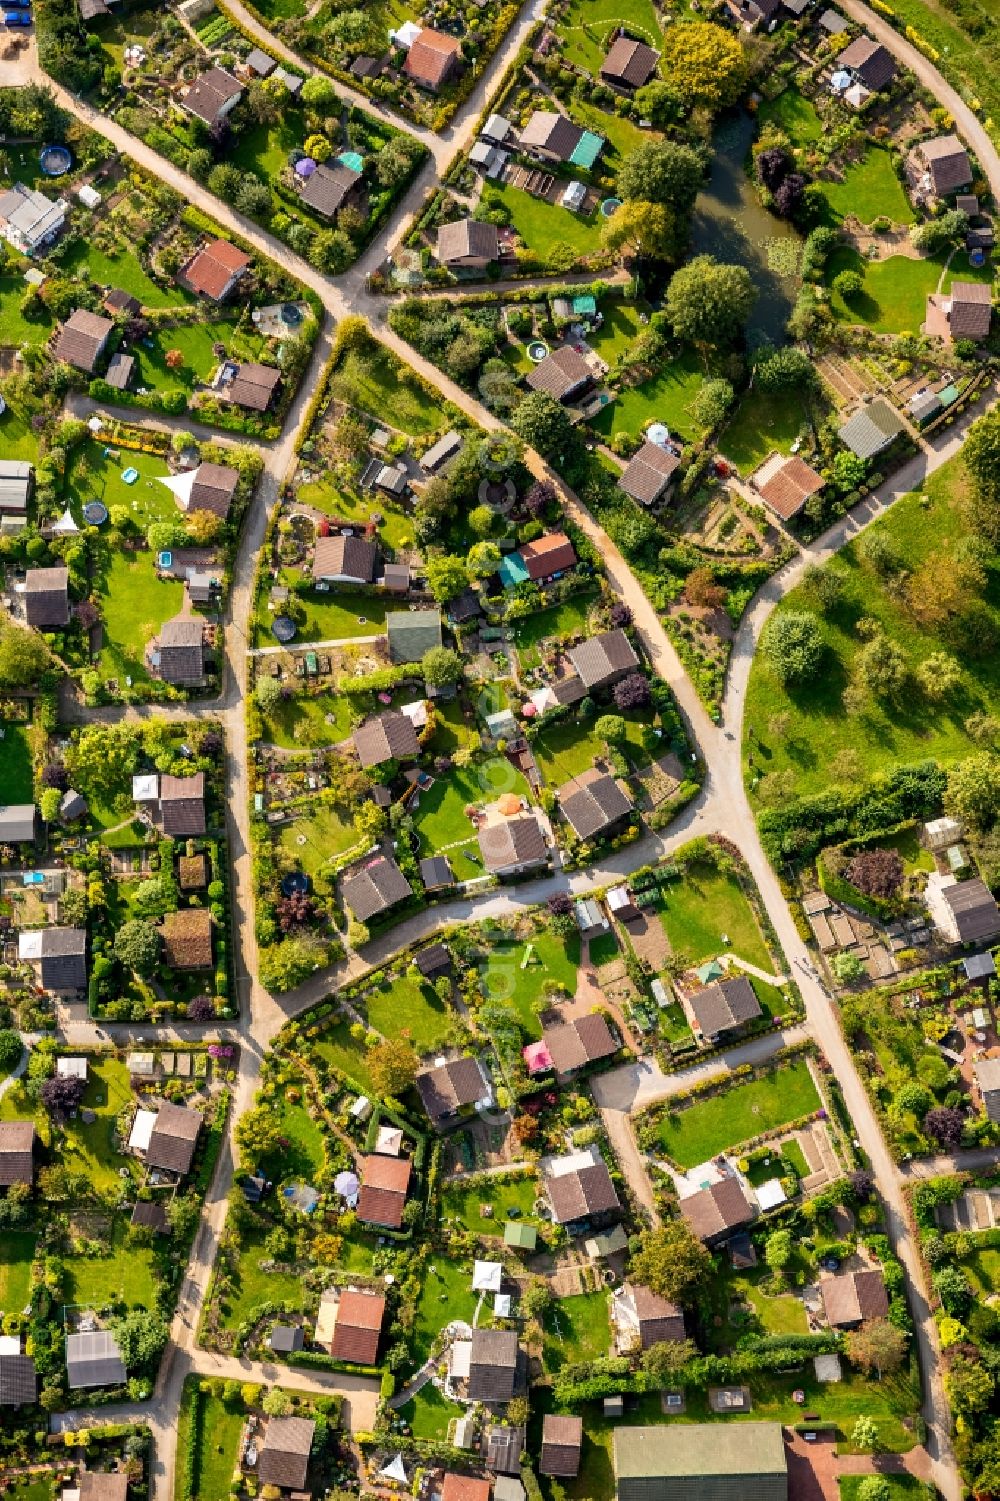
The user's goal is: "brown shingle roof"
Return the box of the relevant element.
[181,239,251,299]
[949,280,992,339]
[404,28,462,88]
[357,1153,411,1227]
[619,441,680,506]
[468,1328,519,1402]
[53,309,113,373]
[189,462,239,520]
[299,161,362,218]
[546,1156,620,1223]
[330,1289,385,1364]
[159,772,206,836]
[24,566,69,628]
[525,345,593,401]
[353,710,420,766]
[478,813,548,872]
[557,770,633,840]
[78,1472,129,1501]
[836,36,895,88]
[104,288,141,316]
[822,1268,889,1326]
[0,1121,34,1185]
[144,1101,202,1175]
[568,628,639,689]
[181,66,243,125]
[600,35,659,86]
[437,218,500,264]
[688,974,762,1036]
[540,1414,583,1477]
[341,853,412,920]
[154,617,205,686]
[519,531,577,580]
[753,453,824,520]
[258,1416,315,1491]
[519,112,583,162]
[161,908,213,971]
[680,1177,753,1241]
[314,533,378,583]
[131,1199,170,1233]
[632,1284,686,1347]
[228,362,281,411]
[417,1056,489,1122]
[543,1014,618,1075]
[919,134,972,194]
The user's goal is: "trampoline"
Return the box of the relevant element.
[39,144,71,177]
[122,466,139,484]
[527,341,549,362]
[83,501,108,525]
[272,614,297,643]
[600,197,621,217]
[281,871,311,897]
[338,150,363,174]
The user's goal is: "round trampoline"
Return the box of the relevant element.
[527,341,549,362]
[281,302,304,327]
[39,145,72,177]
[82,501,108,525]
[600,197,621,217]
[273,614,297,643]
[294,157,317,178]
[281,871,311,897]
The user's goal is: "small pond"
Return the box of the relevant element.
[691,110,803,346]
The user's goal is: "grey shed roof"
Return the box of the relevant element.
[387,608,443,662]
[66,1330,126,1388]
[0,804,36,841]
[558,770,633,840]
[838,397,905,458]
[614,1422,787,1501]
[354,709,420,766]
[436,218,500,264]
[619,440,680,505]
[964,952,997,980]
[0,459,32,513]
[29,926,87,991]
[689,974,762,1035]
[270,1323,305,1352]
[525,344,593,400]
[818,7,847,27]
[0,1353,36,1406]
[245,46,277,73]
[468,1327,520,1402]
[341,853,412,920]
[942,878,1000,944]
[568,628,639,688]
[422,430,464,472]
[419,856,455,891]
[919,134,972,193]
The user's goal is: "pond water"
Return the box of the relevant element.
[690,110,803,346]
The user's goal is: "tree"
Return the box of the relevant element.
[188,996,216,1022]
[833,269,864,299]
[235,1105,282,1163]
[641,1337,699,1386]
[595,714,627,743]
[39,787,61,824]
[924,1106,965,1149]
[832,951,865,983]
[547,892,573,916]
[851,1416,879,1453]
[276,892,316,933]
[633,79,685,127]
[764,1228,793,1275]
[760,610,824,686]
[753,346,818,396]
[684,567,727,610]
[479,359,522,417]
[946,752,1000,830]
[468,504,495,539]
[947,1353,994,1419]
[848,1169,874,1203]
[844,847,903,899]
[511,391,578,463]
[114,920,160,976]
[602,200,679,263]
[422,646,464,687]
[659,21,746,110]
[628,1223,712,1306]
[915,651,962,701]
[263,1387,291,1417]
[522,480,556,518]
[834,450,867,495]
[910,208,967,254]
[802,565,843,614]
[0,620,51,690]
[773,173,805,217]
[259,935,326,992]
[39,1072,84,1120]
[665,256,755,350]
[618,140,704,212]
[303,133,332,163]
[111,1308,169,1374]
[301,73,337,106]
[612,671,651,715]
[688,378,734,431]
[466,542,502,581]
[856,1479,891,1501]
[756,146,790,190]
[425,554,469,604]
[255,676,282,713]
[933,1263,973,1317]
[844,1319,908,1378]
[354,802,388,844]
[368,1036,418,1098]
[0,1031,22,1074]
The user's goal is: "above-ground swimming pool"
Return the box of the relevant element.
[600,197,621,217]
[527,341,549,362]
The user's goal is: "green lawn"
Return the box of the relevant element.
[0,721,33,802]
[441,1171,539,1233]
[840,1481,927,1500]
[398,1383,465,1439]
[586,303,651,366]
[480,932,580,1039]
[189,1391,246,1501]
[820,147,916,227]
[554,0,661,73]
[757,87,823,146]
[262,688,360,749]
[481,181,603,259]
[60,241,191,308]
[296,476,414,550]
[222,1226,311,1328]
[4,1481,54,1501]
[331,346,446,436]
[313,1017,376,1092]
[533,710,652,785]
[591,351,706,445]
[658,858,774,971]
[412,1258,479,1366]
[259,1094,326,1181]
[514,591,597,670]
[0,404,41,462]
[825,244,993,334]
[134,316,264,396]
[653,1058,820,1166]
[0,276,55,343]
[277,802,361,877]
[259,575,389,645]
[535,1393,671,1501]
[743,1277,808,1336]
[958,1242,1000,1297]
[0,1231,35,1314]
[65,1222,158,1308]
[60,1055,138,1194]
[720,387,808,476]
[543,1289,611,1372]
[230,112,307,184]
[413,761,530,857]
[364,971,457,1054]
[428,699,481,757]
[744,454,1000,799]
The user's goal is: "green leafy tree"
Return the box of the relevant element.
[422,646,464,686]
[255,676,282,713]
[114,920,160,976]
[659,21,746,109]
[354,802,388,843]
[760,610,824,686]
[0,1031,22,1074]
[602,200,679,262]
[259,936,326,993]
[632,79,685,127]
[628,1223,712,1306]
[595,714,627,743]
[753,346,819,395]
[947,1353,994,1419]
[832,951,865,983]
[111,1308,169,1374]
[688,378,735,431]
[618,140,704,211]
[65,724,140,800]
[236,1105,282,1163]
[764,1228,793,1275]
[368,1036,418,1098]
[468,504,495,538]
[855,632,907,700]
[851,1416,879,1452]
[856,1479,891,1501]
[945,752,1000,831]
[665,256,755,350]
[844,1319,908,1379]
[39,787,61,824]
[425,555,469,603]
[915,651,962,702]
[0,620,51,690]
[910,208,967,254]
[511,392,579,465]
[301,74,337,106]
[832,269,863,299]
[467,541,502,580]
[641,1337,699,1385]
